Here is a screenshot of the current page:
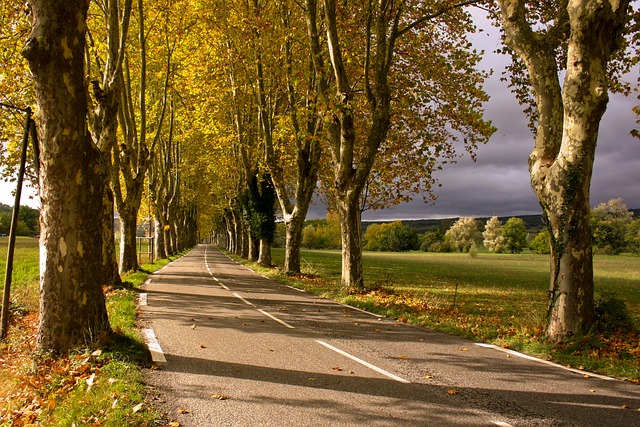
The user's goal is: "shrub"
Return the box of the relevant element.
[530,229,551,254]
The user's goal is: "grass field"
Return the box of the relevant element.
[249,247,640,382]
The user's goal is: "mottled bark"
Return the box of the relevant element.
[284,213,306,274]
[336,194,364,291]
[118,206,139,272]
[22,0,110,352]
[153,216,166,259]
[497,0,630,339]
[258,239,271,266]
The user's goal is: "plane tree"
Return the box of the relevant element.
[86,0,133,288]
[305,0,494,290]
[21,0,110,352]
[492,0,638,340]
[113,0,171,272]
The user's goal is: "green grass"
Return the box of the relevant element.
[0,237,40,313]
[0,236,186,426]
[244,248,640,382]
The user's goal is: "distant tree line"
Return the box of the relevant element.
[0,203,39,237]
[275,197,639,256]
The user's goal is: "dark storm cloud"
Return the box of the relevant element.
[358,13,640,222]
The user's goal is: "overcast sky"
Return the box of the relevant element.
[1,10,638,220]
[355,10,640,221]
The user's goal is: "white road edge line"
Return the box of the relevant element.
[257,309,296,329]
[475,343,616,381]
[493,422,513,427]
[139,293,148,306]
[142,328,166,363]
[315,340,410,384]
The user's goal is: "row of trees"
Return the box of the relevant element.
[1,0,637,350]
[295,197,640,255]
[0,203,39,236]
[1,0,200,352]
[212,0,640,341]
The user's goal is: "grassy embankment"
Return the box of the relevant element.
[0,237,177,426]
[242,247,640,383]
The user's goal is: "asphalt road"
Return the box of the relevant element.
[140,245,640,427]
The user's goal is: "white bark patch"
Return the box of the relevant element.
[77,241,84,257]
[61,37,73,60]
[40,243,47,290]
[75,169,83,185]
[62,73,75,99]
[59,237,67,257]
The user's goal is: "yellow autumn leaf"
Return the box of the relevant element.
[211,394,229,400]
[448,389,458,395]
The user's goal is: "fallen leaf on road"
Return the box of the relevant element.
[190,324,196,330]
[308,378,316,381]
[447,389,458,395]
[424,375,433,380]
[169,422,180,427]
[177,408,190,414]
[278,306,289,311]
[199,344,207,348]
[332,367,343,371]
[211,394,229,400]
[621,404,630,409]
[578,365,585,370]
[506,354,511,358]
[348,370,354,374]
[589,389,596,393]
[132,403,144,413]
[399,355,409,359]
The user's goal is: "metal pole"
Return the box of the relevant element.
[1,107,32,339]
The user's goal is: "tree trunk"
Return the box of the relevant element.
[284,213,305,274]
[248,235,259,261]
[101,186,121,287]
[336,195,364,292]
[119,207,139,272]
[22,0,110,352]
[154,216,166,260]
[258,239,271,266]
[497,0,630,340]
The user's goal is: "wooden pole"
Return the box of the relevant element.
[1,107,32,339]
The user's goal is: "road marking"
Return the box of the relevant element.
[286,285,306,293]
[142,328,166,363]
[315,340,410,384]
[475,343,615,381]
[139,293,148,306]
[257,309,295,329]
[233,292,256,307]
[493,422,513,427]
